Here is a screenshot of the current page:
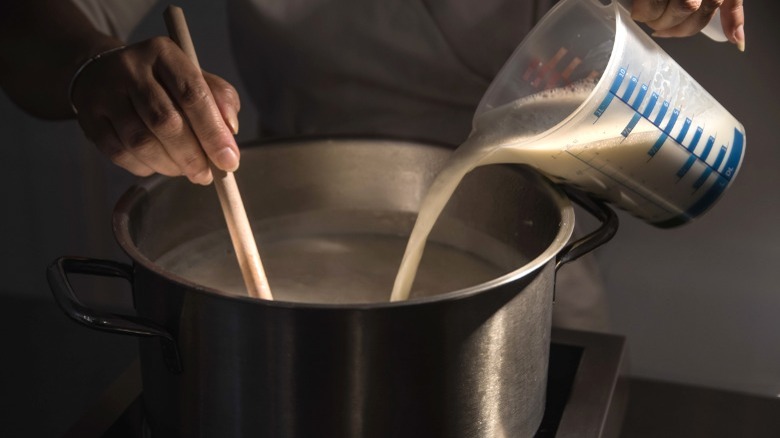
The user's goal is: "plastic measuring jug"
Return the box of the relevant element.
[472,0,745,227]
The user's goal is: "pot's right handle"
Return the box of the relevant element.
[555,187,619,271]
[47,257,182,373]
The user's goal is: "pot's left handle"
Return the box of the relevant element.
[47,257,182,374]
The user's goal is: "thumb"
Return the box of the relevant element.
[718,0,745,51]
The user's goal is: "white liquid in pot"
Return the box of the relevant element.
[156,228,513,304]
[160,82,616,303]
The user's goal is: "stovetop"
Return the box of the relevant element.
[65,328,627,438]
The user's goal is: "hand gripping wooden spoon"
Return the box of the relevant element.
[164,5,273,300]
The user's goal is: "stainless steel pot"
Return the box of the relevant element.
[48,138,616,437]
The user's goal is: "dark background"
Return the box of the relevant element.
[0,1,778,436]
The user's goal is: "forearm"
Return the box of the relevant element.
[0,0,124,119]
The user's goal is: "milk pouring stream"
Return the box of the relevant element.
[392,83,593,301]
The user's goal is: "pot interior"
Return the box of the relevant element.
[117,138,572,304]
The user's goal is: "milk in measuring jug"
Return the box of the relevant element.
[391,78,740,301]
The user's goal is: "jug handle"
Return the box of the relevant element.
[46,257,182,374]
[555,187,619,271]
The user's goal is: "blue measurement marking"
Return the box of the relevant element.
[701,136,715,160]
[654,101,670,126]
[594,94,615,118]
[721,129,744,180]
[712,146,727,170]
[596,67,740,175]
[622,113,642,137]
[611,68,627,94]
[592,67,746,226]
[677,155,697,178]
[676,118,692,143]
[632,84,648,111]
[664,108,680,134]
[648,133,667,157]
[693,168,712,189]
[594,68,626,118]
[677,174,731,223]
[623,76,638,101]
[643,92,659,118]
[687,127,703,152]
[677,129,746,222]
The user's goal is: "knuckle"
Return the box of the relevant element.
[217,84,239,106]
[129,165,155,177]
[203,72,239,106]
[210,78,236,99]
[177,79,211,109]
[110,151,151,175]
[700,0,723,15]
[634,0,668,21]
[157,167,182,177]
[200,127,230,147]
[126,129,158,152]
[675,0,703,13]
[180,152,209,175]
[145,36,174,53]
[96,141,123,160]
[148,107,184,136]
[109,150,131,166]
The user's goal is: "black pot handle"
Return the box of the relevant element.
[46,257,182,373]
[555,187,619,271]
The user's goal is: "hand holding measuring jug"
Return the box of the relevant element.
[629,0,745,50]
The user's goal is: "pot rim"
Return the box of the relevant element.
[113,136,575,309]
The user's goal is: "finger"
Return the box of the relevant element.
[129,81,213,185]
[203,72,241,135]
[645,0,710,31]
[111,100,182,177]
[718,0,745,50]
[631,0,670,23]
[155,45,240,172]
[79,115,155,177]
[652,0,722,37]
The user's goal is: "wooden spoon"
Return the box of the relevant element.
[163,5,273,300]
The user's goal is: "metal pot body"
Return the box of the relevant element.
[49,139,616,437]
[134,260,553,437]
